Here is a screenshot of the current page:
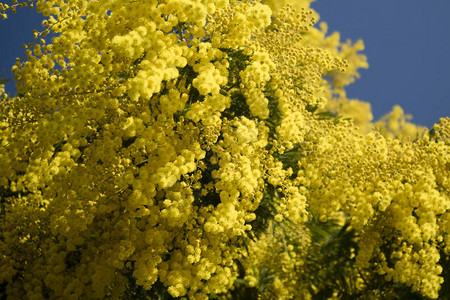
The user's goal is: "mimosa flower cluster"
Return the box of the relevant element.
[0,0,449,299]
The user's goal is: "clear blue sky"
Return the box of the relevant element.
[311,0,450,127]
[1,1,449,127]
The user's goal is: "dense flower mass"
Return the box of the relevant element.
[0,0,449,299]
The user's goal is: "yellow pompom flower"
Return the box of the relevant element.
[0,0,448,299]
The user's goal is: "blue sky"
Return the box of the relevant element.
[1,1,449,127]
[311,0,450,127]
